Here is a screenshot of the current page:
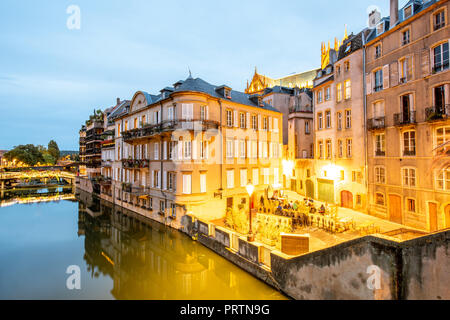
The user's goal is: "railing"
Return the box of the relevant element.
[403,150,416,157]
[101,160,113,167]
[122,119,220,142]
[122,159,149,169]
[394,111,416,126]
[367,117,385,130]
[425,105,450,121]
[375,150,385,156]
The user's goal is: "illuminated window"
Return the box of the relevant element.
[402,168,416,187]
[240,113,246,129]
[326,139,332,159]
[376,193,385,205]
[375,133,386,156]
[251,115,257,130]
[183,141,191,159]
[318,112,323,130]
[345,110,352,129]
[325,110,331,128]
[337,83,343,102]
[344,61,350,71]
[240,140,246,158]
[436,126,450,155]
[346,139,352,158]
[407,198,416,212]
[226,110,233,127]
[134,118,138,128]
[344,80,351,99]
[403,131,416,156]
[318,140,324,159]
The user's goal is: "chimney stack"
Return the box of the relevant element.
[116,97,120,105]
[390,0,399,28]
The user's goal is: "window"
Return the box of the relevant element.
[200,173,206,193]
[240,140,246,158]
[338,140,343,158]
[273,118,279,132]
[226,139,233,158]
[240,113,246,129]
[153,170,160,188]
[318,113,323,130]
[436,168,450,190]
[374,69,383,92]
[317,90,323,103]
[337,112,342,130]
[375,166,386,184]
[376,22,384,35]
[344,61,350,71]
[436,126,450,155]
[305,121,310,134]
[337,83,343,102]
[263,168,270,185]
[375,133,386,156]
[344,80,351,99]
[404,5,413,19]
[182,174,192,194]
[200,140,208,159]
[154,143,159,160]
[375,44,382,59]
[325,110,331,128]
[240,169,247,187]
[263,117,268,130]
[399,57,412,83]
[325,87,331,101]
[402,29,410,46]
[124,120,128,131]
[434,10,446,31]
[171,203,176,218]
[376,193,385,206]
[345,110,352,129]
[407,198,416,212]
[326,139,332,159]
[168,106,174,121]
[169,141,177,160]
[273,168,279,185]
[340,170,345,181]
[200,105,207,120]
[183,140,191,159]
[336,65,341,76]
[168,172,176,191]
[253,168,259,185]
[403,131,416,156]
[346,139,352,158]
[117,123,121,137]
[318,140,324,159]
[226,110,233,127]
[226,170,234,189]
[160,201,165,213]
[251,115,257,130]
[134,118,138,129]
[433,42,449,73]
[402,168,416,187]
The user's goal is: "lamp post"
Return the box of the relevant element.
[245,180,255,242]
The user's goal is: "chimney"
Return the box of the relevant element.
[390,0,399,28]
[116,97,120,105]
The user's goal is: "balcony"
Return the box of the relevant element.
[367,117,385,130]
[425,105,450,122]
[122,158,149,169]
[98,176,112,186]
[394,111,416,126]
[101,160,113,167]
[122,119,220,142]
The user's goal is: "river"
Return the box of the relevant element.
[0,188,287,300]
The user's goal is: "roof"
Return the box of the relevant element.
[337,31,364,61]
[172,76,281,113]
[109,100,131,120]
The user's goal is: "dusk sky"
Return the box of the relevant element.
[0,0,408,150]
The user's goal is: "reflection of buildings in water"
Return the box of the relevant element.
[76,189,257,299]
[0,186,75,207]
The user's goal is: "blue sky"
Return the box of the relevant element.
[0,0,408,150]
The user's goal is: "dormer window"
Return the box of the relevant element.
[404,5,413,19]
[225,89,231,99]
[376,21,385,35]
[344,43,351,54]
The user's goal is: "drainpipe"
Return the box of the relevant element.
[362,31,369,208]
[218,99,224,194]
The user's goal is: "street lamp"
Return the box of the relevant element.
[246,180,255,242]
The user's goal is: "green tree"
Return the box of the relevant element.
[47,140,60,164]
[4,145,45,166]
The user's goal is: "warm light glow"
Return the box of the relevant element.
[322,164,343,181]
[246,181,255,197]
[282,159,295,178]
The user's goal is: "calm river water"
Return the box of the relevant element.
[0,188,287,300]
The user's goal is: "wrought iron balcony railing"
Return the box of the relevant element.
[121,159,149,169]
[367,117,385,130]
[394,111,416,126]
[425,105,450,121]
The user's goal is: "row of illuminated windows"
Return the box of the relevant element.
[316,80,351,104]
[226,139,281,160]
[374,126,450,157]
[317,138,352,159]
[225,109,279,132]
[374,167,450,191]
[225,168,279,190]
[374,193,418,213]
[317,110,352,130]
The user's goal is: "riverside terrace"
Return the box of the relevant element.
[121,119,221,143]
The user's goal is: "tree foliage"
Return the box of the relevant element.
[4,144,45,166]
[47,140,60,164]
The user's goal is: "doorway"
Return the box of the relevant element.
[428,202,438,232]
[389,194,402,224]
[341,190,353,209]
[306,180,314,199]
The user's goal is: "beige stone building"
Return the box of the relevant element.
[366,0,450,231]
[107,76,283,224]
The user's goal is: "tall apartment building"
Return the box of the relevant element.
[79,126,87,176]
[365,0,450,231]
[107,75,283,223]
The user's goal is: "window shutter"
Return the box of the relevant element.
[206,106,209,120]
[390,61,399,87]
[407,55,413,81]
[234,139,239,158]
[366,73,372,95]
[382,64,390,89]
[268,117,272,131]
[246,112,250,129]
[178,142,183,160]
[421,49,430,77]
[258,115,262,130]
[258,141,262,158]
[269,142,273,158]
[205,141,209,160]
[247,140,251,159]
[192,139,198,160]
[233,111,238,127]
[163,171,167,190]
[151,170,154,188]
[163,141,167,160]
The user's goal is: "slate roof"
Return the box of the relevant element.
[337,31,364,61]
[109,100,131,120]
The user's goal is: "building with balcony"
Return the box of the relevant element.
[79,126,86,176]
[365,0,450,231]
[108,75,283,224]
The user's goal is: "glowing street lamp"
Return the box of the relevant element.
[246,180,255,242]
